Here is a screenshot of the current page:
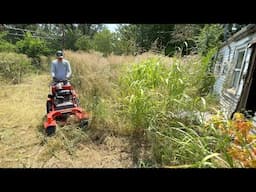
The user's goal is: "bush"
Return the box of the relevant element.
[0,41,16,52]
[38,55,53,72]
[92,29,113,56]
[195,24,223,56]
[75,35,93,51]
[0,52,32,84]
[197,48,217,96]
[118,56,228,167]
[16,32,50,59]
[0,32,16,52]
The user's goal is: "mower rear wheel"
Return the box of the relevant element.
[80,119,89,130]
[46,126,56,136]
[75,98,80,106]
[46,101,52,114]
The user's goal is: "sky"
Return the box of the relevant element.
[105,24,118,32]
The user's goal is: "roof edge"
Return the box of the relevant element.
[221,24,256,48]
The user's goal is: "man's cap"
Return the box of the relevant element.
[56,50,63,58]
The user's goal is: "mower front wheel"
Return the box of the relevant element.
[46,126,56,136]
[80,119,89,130]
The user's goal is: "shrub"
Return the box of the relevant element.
[16,32,50,60]
[0,32,16,52]
[0,52,31,84]
[75,35,93,51]
[118,56,231,167]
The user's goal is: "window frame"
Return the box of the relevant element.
[214,53,224,76]
[230,48,246,90]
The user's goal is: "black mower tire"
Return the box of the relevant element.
[80,119,89,130]
[75,98,80,106]
[46,101,52,114]
[46,126,56,136]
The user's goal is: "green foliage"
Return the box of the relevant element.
[197,48,217,96]
[0,52,31,84]
[1,24,226,58]
[62,24,104,51]
[75,35,93,51]
[113,24,205,56]
[117,56,228,167]
[198,73,216,96]
[0,32,16,52]
[112,25,137,55]
[0,41,16,52]
[195,24,224,56]
[92,29,113,56]
[135,24,175,55]
[65,51,231,167]
[119,58,167,132]
[171,24,203,55]
[78,24,104,37]
[149,122,230,167]
[64,28,81,51]
[16,32,50,58]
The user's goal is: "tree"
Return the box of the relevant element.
[92,28,114,56]
[195,24,224,56]
[63,24,81,50]
[59,24,104,51]
[135,24,175,55]
[112,24,137,55]
[16,32,50,66]
[0,32,16,52]
[78,24,103,37]
[171,24,203,55]
[75,35,93,51]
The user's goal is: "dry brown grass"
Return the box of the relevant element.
[0,74,49,167]
[65,50,137,97]
[0,72,132,168]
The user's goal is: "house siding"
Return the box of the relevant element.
[213,26,256,116]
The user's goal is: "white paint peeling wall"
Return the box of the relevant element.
[213,32,256,115]
[213,45,234,95]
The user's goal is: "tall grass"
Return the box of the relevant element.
[0,50,232,167]
[0,52,32,84]
[117,54,226,166]
[64,50,230,167]
[65,51,159,133]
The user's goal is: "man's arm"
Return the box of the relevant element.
[51,61,55,78]
[66,61,72,79]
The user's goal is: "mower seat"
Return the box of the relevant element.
[55,101,75,110]
[57,90,71,96]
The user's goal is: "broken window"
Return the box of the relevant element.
[215,54,224,75]
[222,62,228,75]
[231,50,245,89]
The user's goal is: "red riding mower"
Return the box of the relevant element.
[44,79,89,136]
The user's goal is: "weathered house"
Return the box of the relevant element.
[213,24,256,117]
